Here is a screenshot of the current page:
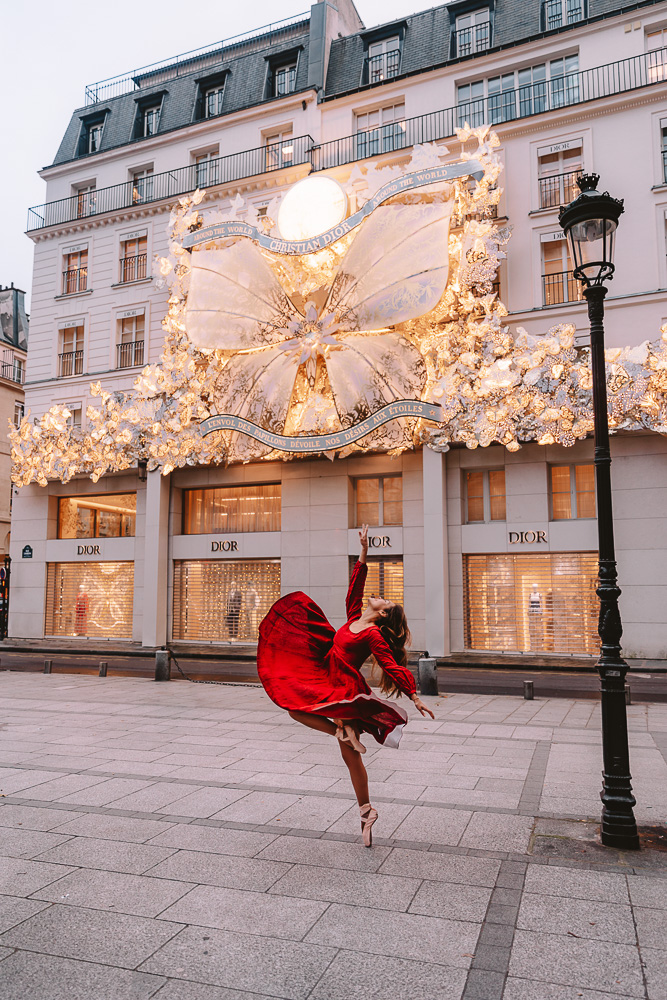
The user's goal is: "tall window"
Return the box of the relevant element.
[119,235,147,283]
[87,122,104,154]
[550,465,595,519]
[13,401,24,427]
[367,36,400,83]
[541,234,582,305]
[356,103,406,158]
[457,56,579,127]
[62,249,88,295]
[75,184,96,219]
[66,406,82,430]
[648,29,667,83]
[58,494,137,538]
[183,484,281,534]
[455,10,491,57]
[274,62,297,97]
[265,129,293,171]
[142,105,161,137]
[661,119,667,183]
[59,326,84,378]
[132,168,154,205]
[117,314,145,369]
[538,143,583,210]
[543,0,586,30]
[354,476,402,526]
[465,470,506,523]
[195,150,220,188]
[204,84,225,118]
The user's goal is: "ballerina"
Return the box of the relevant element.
[257,524,435,846]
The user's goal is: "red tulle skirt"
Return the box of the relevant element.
[257,591,408,747]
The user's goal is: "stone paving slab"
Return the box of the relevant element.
[0,895,50,933]
[0,825,72,858]
[31,866,195,917]
[158,884,328,938]
[309,949,468,1000]
[0,950,166,1000]
[33,836,176,875]
[268,862,421,911]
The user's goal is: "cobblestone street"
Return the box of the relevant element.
[0,672,666,999]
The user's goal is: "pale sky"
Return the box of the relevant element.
[0,0,420,309]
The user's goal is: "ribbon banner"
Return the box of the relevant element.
[200,400,444,453]
[183,160,484,255]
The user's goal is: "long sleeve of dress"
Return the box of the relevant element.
[346,560,367,622]
[367,628,417,697]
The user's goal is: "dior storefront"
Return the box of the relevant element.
[9,433,667,664]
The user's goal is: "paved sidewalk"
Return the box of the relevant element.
[0,672,666,1000]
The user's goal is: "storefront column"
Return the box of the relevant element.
[142,470,170,647]
[422,446,450,657]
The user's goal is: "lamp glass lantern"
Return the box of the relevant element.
[558,173,624,286]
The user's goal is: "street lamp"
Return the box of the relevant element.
[559,173,639,850]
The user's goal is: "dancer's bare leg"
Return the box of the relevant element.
[288,710,337,737]
[338,739,370,806]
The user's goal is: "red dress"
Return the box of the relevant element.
[257,561,416,747]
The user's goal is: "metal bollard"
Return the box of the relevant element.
[99,661,108,677]
[523,680,534,700]
[43,659,52,674]
[418,657,438,697]
[154,648,171,682]
[625,683,631,706]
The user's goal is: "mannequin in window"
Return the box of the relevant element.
[244,582,260,637]
[75,584,89,635]
[528,583,542,651]
[225,580,242,640]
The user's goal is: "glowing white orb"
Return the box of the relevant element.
[278,176,348,242]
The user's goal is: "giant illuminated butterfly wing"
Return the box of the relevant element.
[184,242,294,350]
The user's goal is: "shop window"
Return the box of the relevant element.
[58,494,137,538]
[265,129,293,171]
[351,556,404,605]
[132,168,154,205]
[454,10,491,58]
[465,469,506,523]
[354,476,402,527]
[550,464,595,519]
[464,552,599,654]
[117,314,145,369]
[541,234,582,305]
[119,235,147,283]
[62,248,88,295]
[183,484,281,534]
[173,559,281,641]
[45,562,134,639]
[59,325,84,378]
[356,103,406,158]
[537,142,583,209]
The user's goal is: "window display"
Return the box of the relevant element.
[58,494,136,538]
[351,556,404,605]
[183,484,281,534]
[173,559,280,642]
[45,562,134,638]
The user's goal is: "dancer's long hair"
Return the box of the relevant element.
[373,604,411,697]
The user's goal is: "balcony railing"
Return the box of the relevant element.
[0,362,24,384]
[84,12,310,104]
[364,49,401,85]
[119,254,147,283]
[454,21,491,58]
[28,47,667,232]
[542,270,584,306]
[59,350,84,377]
[538,168,583,210]
[62,268,88,295]
[117,341,144,368]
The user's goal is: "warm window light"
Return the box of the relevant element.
[277,175,348,241]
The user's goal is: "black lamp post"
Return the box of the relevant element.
[559,174,639,850]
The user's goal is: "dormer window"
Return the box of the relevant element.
[194,73,228,121]
[88,122,103,153]
[542,0,587,31]
[77,112,107,157]
[367,36,401,83]
[205,84,225,118]
[274,63,297,97]
[142,105,161,137]
[455,9,491,57]
[132,93,165,141]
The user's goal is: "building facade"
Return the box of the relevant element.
[10,0,667,661]
[0,285,28,556]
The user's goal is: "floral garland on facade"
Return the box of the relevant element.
[10,126,667,486]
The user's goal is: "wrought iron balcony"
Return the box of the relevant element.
[364,50,401,85]
[538,168,583,210]
[542,270,584,306]
[28,47,667,233]
[454,22,491,58]
[58,350,84,377]
[62,268,88,295]
[0,362,24,384]
[119,254,147,283]
[117,341,144,368]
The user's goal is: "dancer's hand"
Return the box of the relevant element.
[359,524,369,563]
[411,694,435,719]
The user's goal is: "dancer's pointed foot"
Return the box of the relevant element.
[359,802,378,847]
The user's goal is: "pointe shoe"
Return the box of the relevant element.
[335,723,366,754]
[359,803,378,847]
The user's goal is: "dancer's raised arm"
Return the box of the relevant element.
[346,524,369,621]
[358,523,368,564]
